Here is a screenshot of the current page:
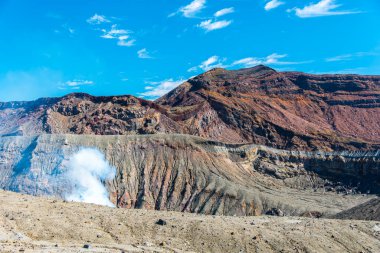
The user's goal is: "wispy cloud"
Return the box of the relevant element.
[172,0,206,18]
[60,80,94,90]
[291,0,360,18]
[86,14,136,47]
[198,19,232,32]
[137,48,153,59]
[188,56,226,72]
[309,67,370,75]
[93,23,136,47]
[233,53,311,67]
[189,54,311,73]
[214,7,235,17]
[326,52,379,62]
[117,38,136,47]
[100,25,131,39]
[87,14,110,25]
[265,0,285,11]
[232,58,262,67]
[139,79,185,99]
[54,24,75,36]
[200,56,225,70]
[171,1,234,33]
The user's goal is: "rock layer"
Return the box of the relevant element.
[0,134,378,216]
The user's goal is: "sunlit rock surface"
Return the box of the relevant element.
[0,134,378,216]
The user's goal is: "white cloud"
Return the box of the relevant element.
[139,79,185,99]
[265,53,288,64]
[137,48,153,59]
[326,52,378,62]
[232,58,262,67]
[200,56,224,70]
[189,54,310,74]
[65,80,93,87]
[99,25,135,47]
[117,39,135,47]
[101,25,130,38]
[214,7,235,17]
[118,35,129,41]
[188,56,226,72]
[233,53,310,67]
[326,54,353,62]
[87,14,110,25]
[179,0,206,18]
[292,0,360,18]
[60,80,94,90]
[187,66,199,72]
[265,0,285,11]
[100,34,115,39]
[198,19,232,32]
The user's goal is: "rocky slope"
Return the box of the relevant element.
[0,93,182,137]
[1,190,380,253]
[158,65,380,150]
[1,66,379,151]
[333,197,380,221]
[0,134,378,217]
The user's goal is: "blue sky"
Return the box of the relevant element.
[0,0,379,102]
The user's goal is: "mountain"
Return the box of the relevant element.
[0,66,379,218]
[157,65,380,151]
[0,93,182,137]
[1,66,379,151]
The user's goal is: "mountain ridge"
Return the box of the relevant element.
[1,65,379,151]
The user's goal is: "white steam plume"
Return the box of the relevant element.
[64,148,116,207]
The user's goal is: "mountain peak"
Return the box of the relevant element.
[61,92,94,100]
[233,64,277,75]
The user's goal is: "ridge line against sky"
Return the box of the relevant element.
[0,0,379,101]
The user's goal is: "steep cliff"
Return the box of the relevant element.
[0,134,378,216]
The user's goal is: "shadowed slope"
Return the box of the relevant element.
[333,198,380,221]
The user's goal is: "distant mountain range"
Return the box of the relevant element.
[1,65,379,151]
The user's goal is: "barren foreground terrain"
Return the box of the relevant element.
[0,190,380,253]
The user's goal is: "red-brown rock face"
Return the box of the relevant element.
[0,93,182,137]
[1,65,379,151]
[157,65,380,151]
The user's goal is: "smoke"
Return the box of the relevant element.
[64,148,116,207]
